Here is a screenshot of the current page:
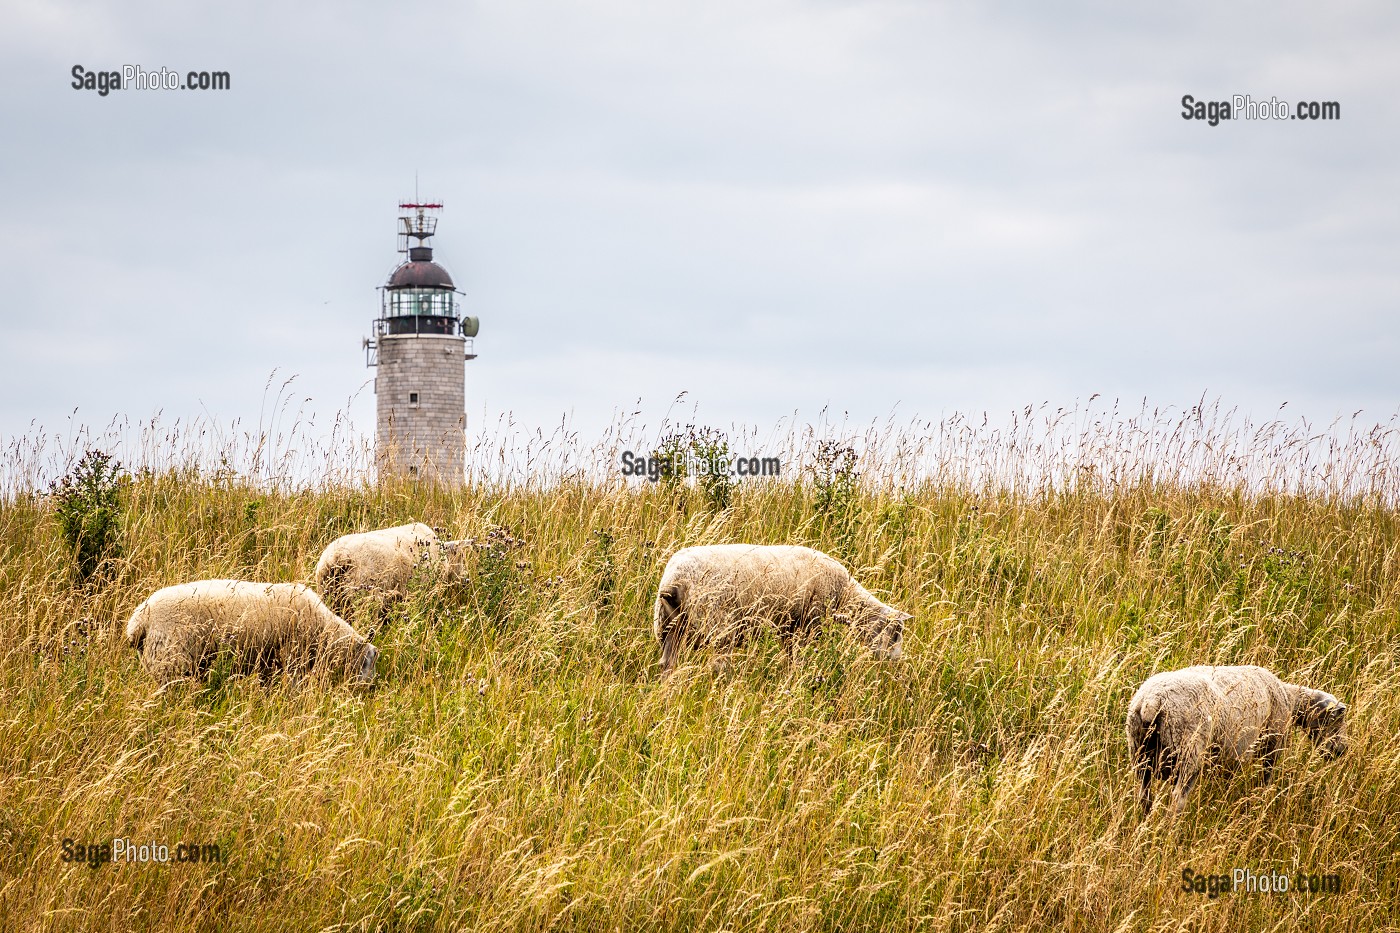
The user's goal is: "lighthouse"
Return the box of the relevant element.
[365,201,479,483]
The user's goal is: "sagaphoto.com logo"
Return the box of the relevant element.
[71,64,230,97]
[1181,93,1340,126]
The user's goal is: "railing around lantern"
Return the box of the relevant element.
[364,321,478,367]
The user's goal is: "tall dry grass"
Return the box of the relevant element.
[1,400,1398,931]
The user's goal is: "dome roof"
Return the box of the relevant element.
[387,260,455,290]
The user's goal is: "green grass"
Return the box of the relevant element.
[2,414,1399,931]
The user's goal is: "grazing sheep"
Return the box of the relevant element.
[314,522,467,611]
[1126,664,1348,815]
[653,544,909,673]
[125,580,379,686]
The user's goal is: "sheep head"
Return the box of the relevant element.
[321,632,379,687]
[838,605,908,661]
[355,642,380,686]
[1297,690,1349,759]
[871,609,909,661]
[440,539,472,582]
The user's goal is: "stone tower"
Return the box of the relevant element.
[365,201,479,483]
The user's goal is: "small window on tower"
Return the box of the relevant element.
[408,391,420,408]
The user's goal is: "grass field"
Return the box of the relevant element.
[2,406,1398,931]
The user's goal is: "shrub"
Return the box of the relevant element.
[472,525,529,628]
[652,424,737,512]
[47,448,124,584]
[590,527,617,609]
[809,440,860,556]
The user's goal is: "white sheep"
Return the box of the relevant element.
[125,580,379,686]
[1126,664,1348,815]
[314,522,466,611]
[653,544,909,673]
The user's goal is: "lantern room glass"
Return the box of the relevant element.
[387,288,455,317]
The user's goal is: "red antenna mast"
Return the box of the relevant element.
[396,200,442,255]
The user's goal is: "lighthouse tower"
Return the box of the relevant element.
[365,201,480,483]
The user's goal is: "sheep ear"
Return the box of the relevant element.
[1314,695,1346,721]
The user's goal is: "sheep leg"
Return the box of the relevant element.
[779,626,796,660]
[1258,736,1284,784]
[659,629,682,674]
[140,630,200,685]
[655,585,685,675]
[1136,769,1155,816]
[1168,755,1203,816]
[1133,736,1159,816]
[1131,708,1164,817]
[779,612,810,660]
[147,655,196,686]
[1168,772,1198,815]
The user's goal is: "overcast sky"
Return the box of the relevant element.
[2,0,1397,469]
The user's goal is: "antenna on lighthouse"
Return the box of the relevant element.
[396,201,442,257]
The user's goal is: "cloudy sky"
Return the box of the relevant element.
[2,0,1397,465]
